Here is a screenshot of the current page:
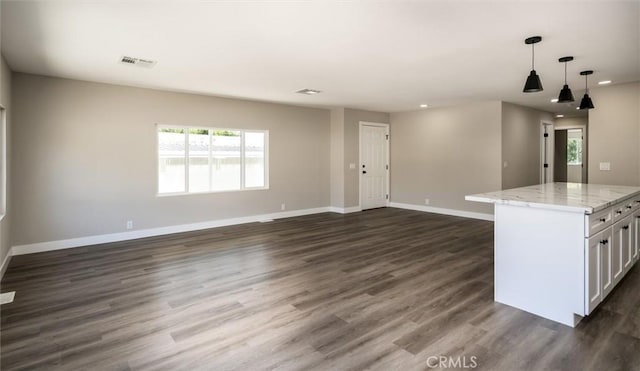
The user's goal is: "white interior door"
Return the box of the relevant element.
[541,121,554,183]
[360,123,389,210]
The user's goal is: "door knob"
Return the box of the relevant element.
[362,171,367,174]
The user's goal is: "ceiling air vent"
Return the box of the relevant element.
[296,88,322,95]
[119,56,157,68]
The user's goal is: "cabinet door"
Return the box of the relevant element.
[586,233,602,314]
[612,222,626,285]
[633,210,640,263]
[601,228,614,299]
[621,216,634,273]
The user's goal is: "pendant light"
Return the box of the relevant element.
[557,56,575,103]
[523,36,543,92]
[579,70,595,110]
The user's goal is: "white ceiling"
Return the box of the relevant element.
[2,1,639,115]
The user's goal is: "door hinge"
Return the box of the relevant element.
[543,133,549,138]
[543,163,549,168]
[385,134,389,140]
[386,194,389,200]
[385,164,389,170]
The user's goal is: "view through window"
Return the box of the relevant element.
[158,126,268,194]
[567,129,583,165]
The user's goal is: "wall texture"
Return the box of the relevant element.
[588,82,640,186]
[390,101,502,215]
[0,56,12,267]
[11,74,330,245]
[343,108,390,208]
[501,102,555,189]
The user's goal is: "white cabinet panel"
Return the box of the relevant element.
[621,216,634,273]
[601,228,613,299]
[633,210,640,263]
[586,233,602,314]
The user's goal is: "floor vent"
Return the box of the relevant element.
[1,291,15,305]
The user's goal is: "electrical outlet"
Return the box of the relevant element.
[425,198,430,205]
[599,162,611,171]
[126,220,133,230]
[281,203,286,211]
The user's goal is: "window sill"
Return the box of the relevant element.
[156,187,270,197]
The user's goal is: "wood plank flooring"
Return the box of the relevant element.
[1,208,639,370]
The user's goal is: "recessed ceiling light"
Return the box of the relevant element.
[550,98,558,103]
[296,89,322,95]
[556,114,564,118]
[598,80,612,85]
[420,104,428,108]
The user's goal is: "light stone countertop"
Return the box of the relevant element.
[465,182,640,214]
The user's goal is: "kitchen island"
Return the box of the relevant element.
[466,183,640,327]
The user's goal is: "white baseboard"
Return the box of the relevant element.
[0,248,12,280]
[389,202,494,221]
[9,204,493,258]
[11,207,333,256]
[328,206,362,214]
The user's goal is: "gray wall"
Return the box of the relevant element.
[343,108,389,208]
[501,102,555,189]
[11,73,331,245]
[329,108,345,208]
[0,55,11,265]
[588,82,640,186]
[390,101,502,214]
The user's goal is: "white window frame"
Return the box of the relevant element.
[156,124,269,196]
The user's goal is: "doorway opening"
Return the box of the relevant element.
[554,128,587,183]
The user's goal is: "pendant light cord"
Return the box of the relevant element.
[564,62,567,84]
[585,75,588,92]
[531,44,535,70]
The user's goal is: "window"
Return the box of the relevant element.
[567,129,583,165]
[158,126,268,195]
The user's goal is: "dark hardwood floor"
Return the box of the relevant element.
[1,208,639,370]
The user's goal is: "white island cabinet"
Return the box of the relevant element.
[466,183,640,327]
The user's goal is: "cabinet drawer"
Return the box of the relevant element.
[613,201,634,222]
[631,195,640,211]
[586,208,612,237]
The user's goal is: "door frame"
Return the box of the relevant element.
[358,121,390,210]
[540,121,555,184]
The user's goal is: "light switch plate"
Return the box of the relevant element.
[599,162,611,171]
